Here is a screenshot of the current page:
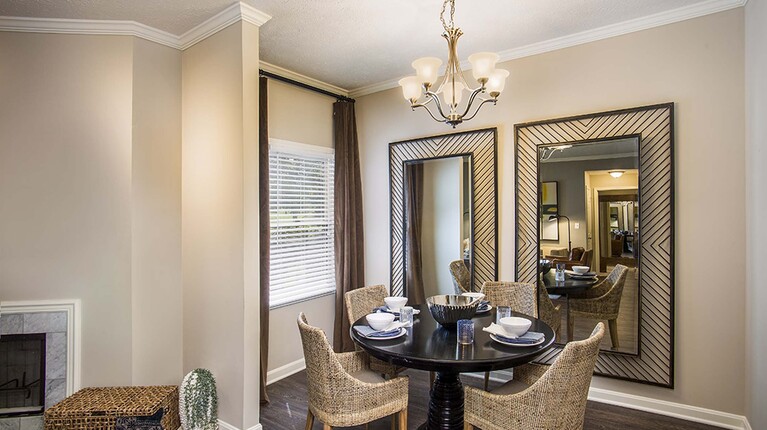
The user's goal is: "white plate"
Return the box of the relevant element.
[489,333,545,347]
[366,327,406,341]
[569,274,597,280]
[476,304,493,314]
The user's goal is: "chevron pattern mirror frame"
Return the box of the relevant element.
[515,103,675,387]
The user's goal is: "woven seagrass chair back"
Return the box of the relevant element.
[537,283,560,331]
[449,260,471,294]
[297,312,348,413]
[538,322,605,427]
[344,284,388,327]
[480,281,538,318]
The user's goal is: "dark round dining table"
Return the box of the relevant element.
[540,270,600,295]
[351,304,555,430]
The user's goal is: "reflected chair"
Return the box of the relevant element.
[537,283,562,340]
[449,260,471,294]
[464,323,606,430]
[548,247,593,271]
[567,264,629,349]
[298,313,409,430]
[344,285,403,377]
[479,281,538,390]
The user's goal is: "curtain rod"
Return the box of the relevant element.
[259,69,355,103]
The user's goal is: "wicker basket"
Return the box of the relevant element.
[44,386,180,430]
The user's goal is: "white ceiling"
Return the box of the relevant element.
[0,0,735,92]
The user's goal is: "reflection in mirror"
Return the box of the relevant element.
[404,156,472,303]
[538,137,640,354]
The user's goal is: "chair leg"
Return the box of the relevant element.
[305,410,314,430]
[567,314,574,342]
[389,415,394,430]
[608,319,620,349]
[483,371,490,391]
[464,421,474,430]
[398,409,408,430]
[429,371,435,388]
[323,424,332,430]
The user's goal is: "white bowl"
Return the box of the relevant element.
[499,316,532,337]
[366,313,396,331]
[461,292,486,303]
[384,296,408,312]
[572,265,590,274]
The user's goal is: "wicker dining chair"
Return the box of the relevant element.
[480,281,538,318]
[567,264,629,349]
[478,281,538,390]
[464,322,606,430]
[344,285,403,377]
[297,313,409,430]
[537,283,562,340]
[449,260,471,294]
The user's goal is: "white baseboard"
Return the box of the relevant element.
[588,387,751,430]
[217,419,263,430]
[462,371,751,429]
[266,358,306,385]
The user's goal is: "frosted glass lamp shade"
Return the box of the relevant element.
[468,52,500,81]
[399,76,423,102]
[442,81,465,107]
[486,69,509,97]
[412,57,442,87]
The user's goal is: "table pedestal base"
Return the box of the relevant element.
[417,371,464,430]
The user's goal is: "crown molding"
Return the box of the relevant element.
[260,61,350,97]
[0,15,180,48]
[179,2,271,50]
[0,2,271,51]
[349,0,747,98]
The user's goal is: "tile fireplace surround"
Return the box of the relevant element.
[0,300,80,430]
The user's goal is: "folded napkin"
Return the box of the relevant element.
[482,323,545,344]
[354,321,407,338]
[374,306,420,315]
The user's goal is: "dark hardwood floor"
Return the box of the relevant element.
[261,369,723,430]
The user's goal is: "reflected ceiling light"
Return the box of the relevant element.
[398,0,509,128]
[609,170,625,178]
[539,144,573,161]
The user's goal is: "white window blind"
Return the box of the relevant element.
[269,139,335,308]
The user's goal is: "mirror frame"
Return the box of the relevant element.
[390,128,498,296]
[515,103,675,388]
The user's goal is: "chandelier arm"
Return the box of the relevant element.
[461,98,497,122]
[412,103,448,124]
[425,91,450,121]
[458,87,486,119]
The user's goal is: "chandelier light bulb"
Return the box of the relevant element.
[412,57,443,88]
[468,52,500,83]
[486,69,510,97]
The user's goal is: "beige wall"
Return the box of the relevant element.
[745,1,766,428]
[357,9,746,415]
[0,32,135,387]
[181,21,262,428]
[265,80,337,373]
[131,37,183,386]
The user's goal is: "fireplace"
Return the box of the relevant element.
[0,334,46,417]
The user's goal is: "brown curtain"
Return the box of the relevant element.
[332,101,366,353]
[405,163,426,305]
[258,76,270,404]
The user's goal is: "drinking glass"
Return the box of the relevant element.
[457,319,475,345]
[400,306,414,327]
[496,305,512,324]
[555,262,566,282]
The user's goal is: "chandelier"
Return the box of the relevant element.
[398,0,509,128]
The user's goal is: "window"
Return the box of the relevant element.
[269,139,335,308]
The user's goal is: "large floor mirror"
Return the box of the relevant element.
[516,104,675,387]
[390,128,497,299]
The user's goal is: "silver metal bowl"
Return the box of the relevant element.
[426,295,480,328]
[539,258,552,275]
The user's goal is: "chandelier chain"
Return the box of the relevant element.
[440,0,456,32]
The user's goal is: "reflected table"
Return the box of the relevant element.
[351,304,554,430]
[541,271,601,340]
